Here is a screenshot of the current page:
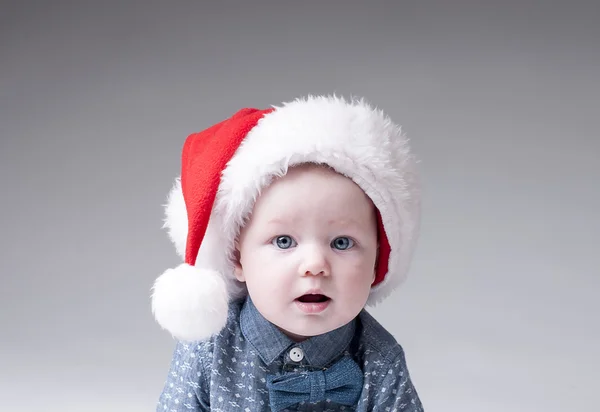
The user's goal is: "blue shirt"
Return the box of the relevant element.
[157,297,424,411]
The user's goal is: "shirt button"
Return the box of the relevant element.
[289,347,304,362]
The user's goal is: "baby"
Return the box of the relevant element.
[152,96,424,411]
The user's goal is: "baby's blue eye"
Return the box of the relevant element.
[331,237,354,250]
[273,235,296,249]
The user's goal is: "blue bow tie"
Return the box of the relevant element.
[266,356,364,411]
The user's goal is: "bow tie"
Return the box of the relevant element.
[266,356,364,411]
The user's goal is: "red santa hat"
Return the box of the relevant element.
[151,95,421,342]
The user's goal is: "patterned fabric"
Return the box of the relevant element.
[157,297,424,411]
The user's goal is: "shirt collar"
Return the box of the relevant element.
[240,296,356,368]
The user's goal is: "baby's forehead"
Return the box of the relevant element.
[245,167,375,223]
[260,163,374,206]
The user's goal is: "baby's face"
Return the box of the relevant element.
[234,164,378,341]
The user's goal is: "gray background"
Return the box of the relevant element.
[1,1,598,411]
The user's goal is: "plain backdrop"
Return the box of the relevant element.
[1,1,598,411]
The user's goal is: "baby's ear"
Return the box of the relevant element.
[233,242,246,282]
[372,243,380,283]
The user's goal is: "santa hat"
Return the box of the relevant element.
[151,95,421,342]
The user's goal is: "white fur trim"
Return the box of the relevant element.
[163,95,421,307]
[151,264,229,341]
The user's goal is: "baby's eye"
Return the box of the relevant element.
[272,235,297,249]
[331,237,354,250]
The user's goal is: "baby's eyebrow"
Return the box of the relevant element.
[266,217,295,226]
[326,218,365,228]
[266,217,368,228]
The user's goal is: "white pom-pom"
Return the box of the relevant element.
[151,263,229,341]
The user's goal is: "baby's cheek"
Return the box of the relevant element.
[252,264,291,290]
[346,260,377,281]
[342,270,375,299]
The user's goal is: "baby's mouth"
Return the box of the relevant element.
[296,294,331,303]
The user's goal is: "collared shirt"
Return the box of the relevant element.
[157,297,424,411]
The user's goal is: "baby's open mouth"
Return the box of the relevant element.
[296,294,330,303]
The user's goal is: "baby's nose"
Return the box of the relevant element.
[299,246,331,277]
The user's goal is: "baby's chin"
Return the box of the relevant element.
[278,326,335,342]
[274,318,351,342]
